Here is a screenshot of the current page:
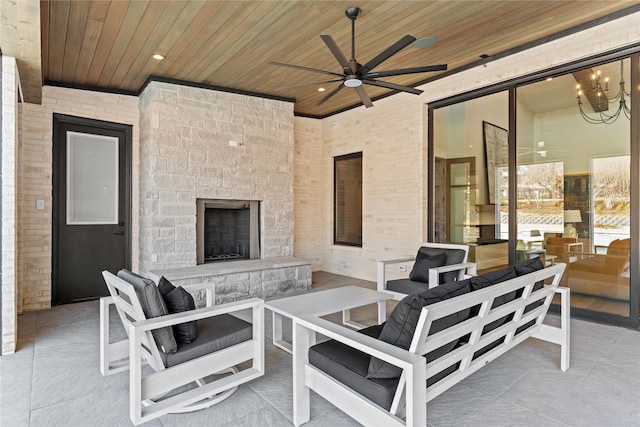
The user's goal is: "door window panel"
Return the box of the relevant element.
[66,131,119,225]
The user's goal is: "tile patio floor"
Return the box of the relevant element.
[1,271,639,426]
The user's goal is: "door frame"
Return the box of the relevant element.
[52,114,132,305]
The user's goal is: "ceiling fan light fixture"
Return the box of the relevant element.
[344,77,362,87]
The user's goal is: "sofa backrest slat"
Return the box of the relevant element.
[393,263,566,405]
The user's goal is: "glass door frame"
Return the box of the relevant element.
[428,48,640,329]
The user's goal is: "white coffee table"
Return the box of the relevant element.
[265,286,391,354]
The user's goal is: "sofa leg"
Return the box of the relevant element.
[533,286,570,371]
[557,287,570,371]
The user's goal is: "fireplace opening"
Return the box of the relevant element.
[196,199,260,264]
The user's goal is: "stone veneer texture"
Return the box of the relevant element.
[138,82,295,274]
[158,264,312,306]
[292,117,323,270]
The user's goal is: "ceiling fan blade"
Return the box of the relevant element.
[359,35,416,75]
[269,61,343,77]
[354,85,373,108]
[317,83,345,106]
[363,79,423,95]
[365,64,447,78]
[276,78,344,90]
[320,35,351,72]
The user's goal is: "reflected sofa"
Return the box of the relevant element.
[565,238,630,300]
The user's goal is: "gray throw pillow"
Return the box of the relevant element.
[441,249,467,283]
[367,279,472,379]
[409,250,447,283]
[158,276,176,297]
[117,270,178,354]
[163,285,198,344]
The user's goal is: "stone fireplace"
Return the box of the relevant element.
[138,81,295,274]
[196,199,260,264]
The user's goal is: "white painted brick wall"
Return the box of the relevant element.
[1,56,20,354]
[19,86,139,312]
[138,82,295,274]
[295,11,640,282]
[293,117,323,270]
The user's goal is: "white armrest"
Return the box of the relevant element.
[428,262,478,288]
[429,261,477,274]
[377,258,414,294]
[133,298,263,332]
[206,287,215,307]
[378,257,415,266]
[293,314,427,427]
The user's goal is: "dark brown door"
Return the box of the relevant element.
[52,114,131,304]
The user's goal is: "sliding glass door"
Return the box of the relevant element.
[430,53,639,328]
[432,92,510,271]
[516,58,631,318]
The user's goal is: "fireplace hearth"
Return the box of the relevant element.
[196,199,260,264]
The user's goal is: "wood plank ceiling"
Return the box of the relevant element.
[23,1,640,116]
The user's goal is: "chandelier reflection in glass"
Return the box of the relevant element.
[575,60,630,124]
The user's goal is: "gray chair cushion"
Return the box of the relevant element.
[442,249,466,283]
[368,279,472,379]
[469,267,517,334]
[309,325,400,411]
[386,279,429,295]
[164,313,252,368]
[409,250,446,282]
[164,285,198,344]
[514,256,545,290]
[117,269,178,355]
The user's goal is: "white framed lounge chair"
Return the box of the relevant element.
[100,270,264,425]
[377,242,477,313]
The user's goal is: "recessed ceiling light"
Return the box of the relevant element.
[546,77,553,81]
[318,87,326,92]
[152,53,165,60]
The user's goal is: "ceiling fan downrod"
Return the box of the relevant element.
[345,7,361,62]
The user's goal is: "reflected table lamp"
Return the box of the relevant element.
[563,210,582,238]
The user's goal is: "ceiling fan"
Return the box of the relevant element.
[270,7,447,108]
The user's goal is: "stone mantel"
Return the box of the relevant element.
[150,257,310,281]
